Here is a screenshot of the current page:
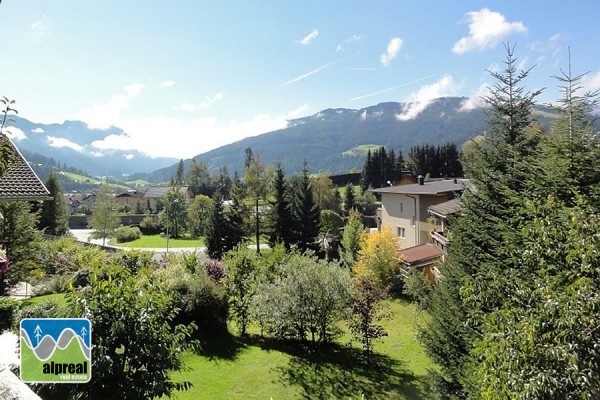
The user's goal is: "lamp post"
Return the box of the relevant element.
[166,199,179,256]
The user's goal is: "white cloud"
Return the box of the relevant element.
[199,92,224,109]
[124,154,134,160]
[5,127,27,141]
[47,136,84,152]
[459,83,490,112]
[175,102,196,112]
[287,104,311,119]
[336,34,363,52]
[396,74,459,121]
[297,29,319,45]
[160,80,175,88]
[452,8,527,54]
[175,92,225,112]
[77,83,144,130]
[90,113,290,159]
[583,71,600,92]
[31,127,45,133]
[380,37,403,66]
[31,15,51,41]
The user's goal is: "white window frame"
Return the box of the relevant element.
[397,226,406,238]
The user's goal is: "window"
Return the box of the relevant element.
[397,227,406,238]
[399,202,403,213]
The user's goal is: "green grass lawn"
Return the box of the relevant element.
[20,293,68,307]
[166,299,434,400]
[115,234,205,248]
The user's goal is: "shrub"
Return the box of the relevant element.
[114,226,142,243]
[139,216,161,234]
[403,268,434,310]
[113,250,155,274]
[12,300,67,331]
[203,258,226,283]
[154,262,228,332]
[0,297,20,332]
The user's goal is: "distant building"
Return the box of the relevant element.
[143,186,194,213]
[115,190,144,209]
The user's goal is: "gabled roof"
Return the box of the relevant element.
[0,134,51,201]
[428,198,462,218]
[370,179,470,196]
[144,186,190,198]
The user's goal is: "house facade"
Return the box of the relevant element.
[371,177,469,249]
[371,177,469,282]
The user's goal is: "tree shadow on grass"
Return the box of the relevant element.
[191,327,248,361]
[274,344,430,399]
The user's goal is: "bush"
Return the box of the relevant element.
[203,258,226,283]
[139,216,161,234]
[114,226,142,243]
[114,250,155,274]
[403,268,434,310]
[11,300,67,331]
[154,262,228,332]
[0,297,20,332]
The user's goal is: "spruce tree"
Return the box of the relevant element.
[419,44,543,398]
[267,164,295,249]
[472,55,600,399]
[290,162,320,252]
[205,191,228,260]
[39,170,69,236]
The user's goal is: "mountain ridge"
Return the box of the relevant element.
[11,97,559,184]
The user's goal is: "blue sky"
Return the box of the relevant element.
[2,1,600,159]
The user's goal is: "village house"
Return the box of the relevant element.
[370,177,469,281]
[115,189,144,210]
[143,186,194,213]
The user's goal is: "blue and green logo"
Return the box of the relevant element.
[20,318,91,383]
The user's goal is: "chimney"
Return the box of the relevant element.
[417,175,424,185]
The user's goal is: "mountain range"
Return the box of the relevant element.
[10,97,558,184]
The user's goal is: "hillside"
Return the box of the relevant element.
[146,97,557,181]
[13,97,560,185]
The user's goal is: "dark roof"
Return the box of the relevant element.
[144,186,190,199]
[401,244,444,266]
[0,135,51,201]
[428,198,462,218]
[370,178,470,195]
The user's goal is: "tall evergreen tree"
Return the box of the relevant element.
[290,162,320,252]
[173,159,185,186]
[344,183,356,215]
[38,170,69,236]
[0,201,44,295]
[471,54,600,399]
[267,164,295,249]
[419,44,543,398]
[244,154,270,254]
[205,191,229,260]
